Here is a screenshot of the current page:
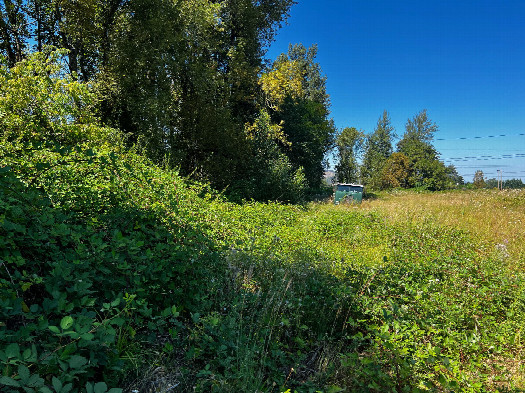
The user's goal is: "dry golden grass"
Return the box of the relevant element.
[358,189,525,267]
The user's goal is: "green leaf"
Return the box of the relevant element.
[5,343,20,358]
[112,317,125,327]
[60,316,74,330]
[94,382,108,393]
[23,348,32,360]
[52,377,62,392]
[27,374,44,388]
[326,387,344,393]
[69,355,88,369]
[80,333,94,341]
[0,376,21,387]
[49,326,60,334]
[18,364,30,382]
[107,389,123,393]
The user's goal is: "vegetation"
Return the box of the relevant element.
[334,127,364,183]
[0,0,325,201]
[262,44,336,190]
[334,109,460,192]
[1,4,524,392]
[1,51,525,392]
[360,111,396,189]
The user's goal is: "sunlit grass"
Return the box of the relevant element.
[357,189,525,267]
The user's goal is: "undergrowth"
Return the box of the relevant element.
[1,139,524,393]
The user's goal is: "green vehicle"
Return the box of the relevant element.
[333,183,364,204]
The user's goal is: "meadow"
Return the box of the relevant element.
[1,139,524,392]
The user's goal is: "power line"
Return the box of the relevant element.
[442,153,525,162]
[435,133,525,141]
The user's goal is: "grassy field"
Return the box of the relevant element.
[360,189,525,265]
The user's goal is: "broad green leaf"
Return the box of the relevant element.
[0,376,21,387]
[18,364,30,381]
[60,316,74,330]
[23,348,32,360]
[5,343,20,358]
[69,355,88,369]
[49,326,60,334]
[81,333,94,341]
[52,377,62,392]
[27,374,44,388]
[94,382,108,393]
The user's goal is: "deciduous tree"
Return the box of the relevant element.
[379,152,411,189]
[473,170,485,189]
[262,44,335,189]
[396,110,449,190]
[360,110,396,188]
[335,127,364,183]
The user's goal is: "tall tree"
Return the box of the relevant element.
[0,0,28,67]
[397,110,449,190]
[0,0,297,196]
[261,44,335,189]
[360,110,396,188]
[446,164,464,186]
[335,127,364,183]
[473,170,485,189]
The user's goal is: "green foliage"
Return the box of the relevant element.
[1,40,524,393]
[396,110,451,191]
[360,110,396,188]
[379,152,411,189]
[2,135,525,391]
[473,170,486,189]
[238,110,307,203]
[264,44,336,189]
[0,50,117,147]
[335,127,364,183]
[1,0,298,201]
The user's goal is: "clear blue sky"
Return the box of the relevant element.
[266,0,525,182]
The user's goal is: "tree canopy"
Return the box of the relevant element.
[1,0,309,201]
[360,110,396,188]
[262,44,335,189]
[335,127,364,183]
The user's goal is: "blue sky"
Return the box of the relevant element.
[266,0,525,182]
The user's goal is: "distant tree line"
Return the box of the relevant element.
[335,110,463,191]
[469,171,524,189]
[1,0,336,203]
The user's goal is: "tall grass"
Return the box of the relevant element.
[359,189,525,266]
